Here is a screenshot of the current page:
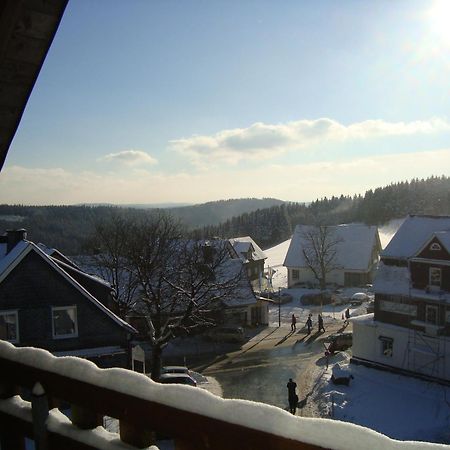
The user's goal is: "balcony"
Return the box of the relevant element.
[0,340,434,450]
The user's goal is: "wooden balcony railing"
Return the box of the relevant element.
[0,341,440,450]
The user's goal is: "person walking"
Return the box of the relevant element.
[306,314,312,334]
[291,314,297,332]
[318,313,325,332]
[344,308,351,326]
[287,378,298,415]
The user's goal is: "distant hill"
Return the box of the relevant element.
[167,198,285,228]
[1,176,449,255]
[197,176,450,249]
[0,198,284,254]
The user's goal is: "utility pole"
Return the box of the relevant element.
[278,287,281,327]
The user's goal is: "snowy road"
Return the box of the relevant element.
[202,319,346,414]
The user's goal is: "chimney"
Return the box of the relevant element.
[6,229,27,254]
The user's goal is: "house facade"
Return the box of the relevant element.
[229,236,267,292]
[0,229,136,368]
[352,215,450,383]
[284,224,381,288]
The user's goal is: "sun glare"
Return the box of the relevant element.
[428,0,450,45]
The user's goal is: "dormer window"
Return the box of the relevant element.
[430,243,441,251]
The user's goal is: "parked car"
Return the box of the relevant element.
[158,373,197,387]
[162,365,190,375]
[366,301,375,313]
[324,332,353,355]
[206,326,245,343]
[350,292,369,306]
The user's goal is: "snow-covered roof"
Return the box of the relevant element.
[229,236,267,262]
[0,240,136,334]
[382,215,450,259]
[221,258,258,308]
[373,262,411,296]
[284,224,380,271]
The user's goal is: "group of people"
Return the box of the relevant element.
[291,313,326,334]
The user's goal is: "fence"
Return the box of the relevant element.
[0,341,325,450]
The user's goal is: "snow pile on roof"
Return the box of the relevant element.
[0,341,445,450]
[284,224,379,271]
[373,262,411,296]
[229,236,267,262]
[382,215,450,259]
[217,258,257,308]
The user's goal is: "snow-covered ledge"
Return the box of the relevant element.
[0,341,446,450]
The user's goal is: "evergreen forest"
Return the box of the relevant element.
[0,176,449,254]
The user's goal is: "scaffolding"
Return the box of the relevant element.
[406,325,446,380]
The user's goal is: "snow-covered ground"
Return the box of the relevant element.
[262,218,450,445]
[313,353,450,445]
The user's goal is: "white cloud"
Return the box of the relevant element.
[170,117,450,166]
[0,148,449,205]
[99,149,158,166]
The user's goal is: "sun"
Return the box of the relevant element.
[428,0,450,45]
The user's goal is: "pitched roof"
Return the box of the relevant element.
[382,215,450,259]
[229,236,267,262]
[284,223,380,271]
[0,240,136,334]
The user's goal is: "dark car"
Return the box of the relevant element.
[324,332,353,355]
[158,373,197,387]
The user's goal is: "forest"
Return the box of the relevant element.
[0,176,449,254]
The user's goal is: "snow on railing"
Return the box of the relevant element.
[0,341,445,450]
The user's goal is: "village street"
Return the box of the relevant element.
[200,318,349,416]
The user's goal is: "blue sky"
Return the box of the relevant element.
[1,0,449,205]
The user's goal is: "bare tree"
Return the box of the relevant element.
[86,212,140,318]
[89,212,244,380]
[301,225,342,290]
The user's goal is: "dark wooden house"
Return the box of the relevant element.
[0,229,136,368]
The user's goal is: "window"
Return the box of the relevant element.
[430,243,441,251]
[429,267,441,288]
[425,305,438,325]
[379,336,393,357]
[52,306,78,339]
[0,311,19,343]
[292,269,299,280]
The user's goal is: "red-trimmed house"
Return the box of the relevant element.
[352,215,450,383]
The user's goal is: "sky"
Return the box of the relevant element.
[1,0,450,206]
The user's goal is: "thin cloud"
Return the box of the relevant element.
[1,148,449,205]
[99,149,158,166]
[170,117,450,166]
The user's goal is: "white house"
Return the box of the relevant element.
[229,236,267,291]
[352,215,450,383]
[283,224,381,288]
